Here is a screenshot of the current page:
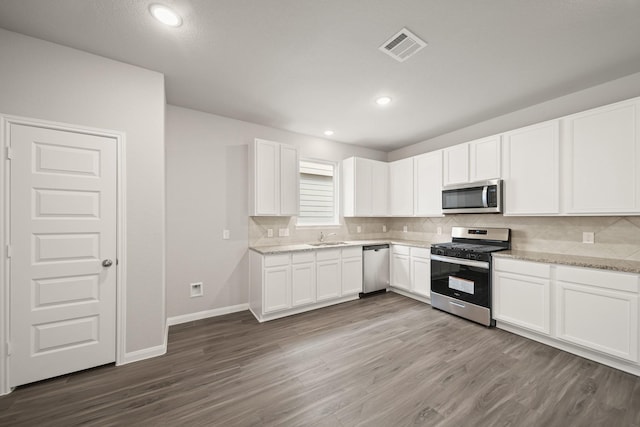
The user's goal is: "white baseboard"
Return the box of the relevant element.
[120,343,167,365]
[166,303,249,326]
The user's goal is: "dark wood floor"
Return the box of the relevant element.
[2,293,640,426]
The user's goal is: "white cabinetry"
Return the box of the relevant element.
[341,246,363,295]
[391,245,430,299]
[291,252,316,307]
[316,249,342,301]
[250,247,363,322]
[410,247,431,298]
[502,120,560,215]
[391,245,411,291]
[263,254,291,313]
[414,150,443,216]
[469,136,502,182]
[389,158,414,216]
[443,143,469,186]
[342,157,388,217]
[493,258,551,335]
[443,136,501,186]
[249,138,299,216]
[562,98,640,215]
[555,266,639,362]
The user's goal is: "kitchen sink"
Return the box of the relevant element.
[307,241,347,246]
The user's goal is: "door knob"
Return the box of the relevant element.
[102,259,113,268]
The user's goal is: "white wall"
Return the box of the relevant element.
[0,29,166,354]
[165,105,386,318]
[388,71,640,160]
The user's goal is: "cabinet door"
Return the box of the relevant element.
[389,158,414,216]
[493,271,550,335]
[316,260,341,301]
[341,256,363,295]
[254,139,279,215]
[355,158,373,216]
[562,99,640,214]
[556,281,638,362]
[502,120,560,215]
[414,150,443,216]
[469,135,501,181]
[264,265,291,313]
[391,253,411,291]
[443,143,469,186]
[291,262,316,307]
[371,160,389,216]
[411,257,430,297]
[280,144,299,216]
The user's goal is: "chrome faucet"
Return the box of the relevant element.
[319,232,336,242]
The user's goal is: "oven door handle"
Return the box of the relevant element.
[431,254,490,269]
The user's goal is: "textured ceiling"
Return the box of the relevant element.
[1,0,640,151]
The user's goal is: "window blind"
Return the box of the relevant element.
[298,161,337,225]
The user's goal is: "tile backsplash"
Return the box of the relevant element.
[249,215,640,261]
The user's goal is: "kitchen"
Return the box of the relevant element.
[1,1,640,425]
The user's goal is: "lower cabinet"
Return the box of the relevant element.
[493,257,640,372]
[493,258,551,335]
[291,252,316,307]
[316,249,341,301]
[391,245,431,299]
[250,247,363,321]
[341,246,364,295]
[555,266,639,363]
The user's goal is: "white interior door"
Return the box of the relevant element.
[9,124,117,387]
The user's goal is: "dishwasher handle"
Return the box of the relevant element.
[363,244,389,251]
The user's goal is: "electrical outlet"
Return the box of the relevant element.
[222,229,230,240]
[583,231,595,244]
[279,228,289,237]
[190,282,203,297]
[403,225,408,233]
[437,227,442,235]
[357,225,362,233]
[284,228,290,237]
[267,228,274,238]
[382,225,387,233]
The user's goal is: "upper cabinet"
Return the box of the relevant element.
[443,135,501,186]
[343,157,388,217]
[502,120,560,215]
[414,150,443,216]
[249,138,299,216]
[561,98,640,215]
[443,143,469,185]
[389,157,414,216]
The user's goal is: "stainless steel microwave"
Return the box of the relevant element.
[442,179,502,214]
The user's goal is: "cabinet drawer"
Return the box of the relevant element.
[316,248,341,261]
[392,245,410,255]
[264,253,290,267]
[342,246,362,259]
[292,251,315,264]
[557,266,639,293]
[493,258,550,278]
[410,247,430,259]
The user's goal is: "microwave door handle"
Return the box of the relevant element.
[482,186,488,208]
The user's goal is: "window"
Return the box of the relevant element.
[297,159,339,226]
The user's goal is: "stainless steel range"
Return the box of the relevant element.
[430,226,511,327]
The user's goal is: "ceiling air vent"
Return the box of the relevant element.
[379,27,427,62]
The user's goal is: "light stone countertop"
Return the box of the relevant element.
[249,239,432,255]
[493,250,640,275]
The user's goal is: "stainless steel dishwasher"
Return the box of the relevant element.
[361,244,390,296]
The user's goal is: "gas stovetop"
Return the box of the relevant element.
[431,227,511,262]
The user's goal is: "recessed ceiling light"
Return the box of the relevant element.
[324,130,335,136]
[376,96,392,106]
[149,4,182,27]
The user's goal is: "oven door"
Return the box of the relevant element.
[430,254,490,307]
